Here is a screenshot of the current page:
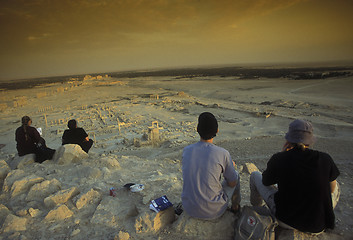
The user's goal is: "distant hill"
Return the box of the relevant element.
[1,66,352,91]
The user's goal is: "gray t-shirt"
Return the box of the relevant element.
[181,141,238,219]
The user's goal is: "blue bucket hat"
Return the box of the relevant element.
[285,119,316,145]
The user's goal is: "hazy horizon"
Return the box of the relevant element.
[2,59,353,82]
[1,61,352,85]
[1,0,353,81]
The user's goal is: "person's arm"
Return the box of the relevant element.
[80,128,89,142]
[15,128,20,142]
[62,130,69,144]
[31,127,41,143]
[262,155,278,186]
[330,180,337,193]
[226,161,237,187]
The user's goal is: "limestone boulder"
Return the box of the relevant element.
[16,209,28,217]
[75,188,101,210]
[9,154,36,169]
[135,207,175,233]
[44,204,74,222]
[83,166,102,179]
[44,187,80,208]
[71,229,81,237]
[0,204,10,226]
[276,228,316,240]
[118,231,130,240]
[99,156,121,170]
[2,169,26,192]
[2,214,28,233]
[243,163,259,174]
[90,197,121,227]
[26,178,61,202]
[28,207,41,218]
[54,144,88,165]
[17,154,37,169]
[10,175,44,198]
[90,197,138,227]
[173,210,235,240]
[101,167,111,178]
[0,160,10,180]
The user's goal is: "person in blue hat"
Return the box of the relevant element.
[250,119,340,234]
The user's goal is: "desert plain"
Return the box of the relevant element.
[0,66,353,240]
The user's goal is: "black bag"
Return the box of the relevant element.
[234,206,277,240]
[35,139,55,163]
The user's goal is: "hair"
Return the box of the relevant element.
[68,119,77,129]
[289,142,308,151]
[21,116,31,141]
[197,112,218,140]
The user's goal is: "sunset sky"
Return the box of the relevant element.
[1,0,353,80]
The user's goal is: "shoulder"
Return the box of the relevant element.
[77,127,86,132]
[266,151,289,169]
[312,150,334,163]
[183,142,198,152]
[317,150,332,159]
[28,126,38,133]
[212,144,230,155]
[303,149,332,161]
[15,127,23,136]
[269,151,286,161]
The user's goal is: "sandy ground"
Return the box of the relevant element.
[0,72,353,239]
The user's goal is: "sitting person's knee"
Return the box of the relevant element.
[250,171,262,181]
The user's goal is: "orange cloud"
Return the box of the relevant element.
[0,0,306,37]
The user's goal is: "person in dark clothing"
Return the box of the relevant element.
[249,119,340,234]
[15,116,55,163]
[62,119,93,153]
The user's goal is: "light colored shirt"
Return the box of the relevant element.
[181,141,237,219]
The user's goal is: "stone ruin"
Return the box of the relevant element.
[0,103,7,112]
[13,97,27,108]
[148,121,163,146]
[150,94,159,100]
[36,92,48,98]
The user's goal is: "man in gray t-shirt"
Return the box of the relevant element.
[181,112,241,220]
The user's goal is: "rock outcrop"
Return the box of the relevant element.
[0,160,10,180]
[10,175,44,198]
[2,214,28,232]
[44,187,80,208]
[75,188,101,210]
[243,162,259,174]
[26,178,62,202]
[135,207,175,233]
[54,144,88,165]
[44,204,74,222]
[8,154,36,170]
[173,210,235,239]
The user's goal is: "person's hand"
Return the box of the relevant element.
[84,137,89,142]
